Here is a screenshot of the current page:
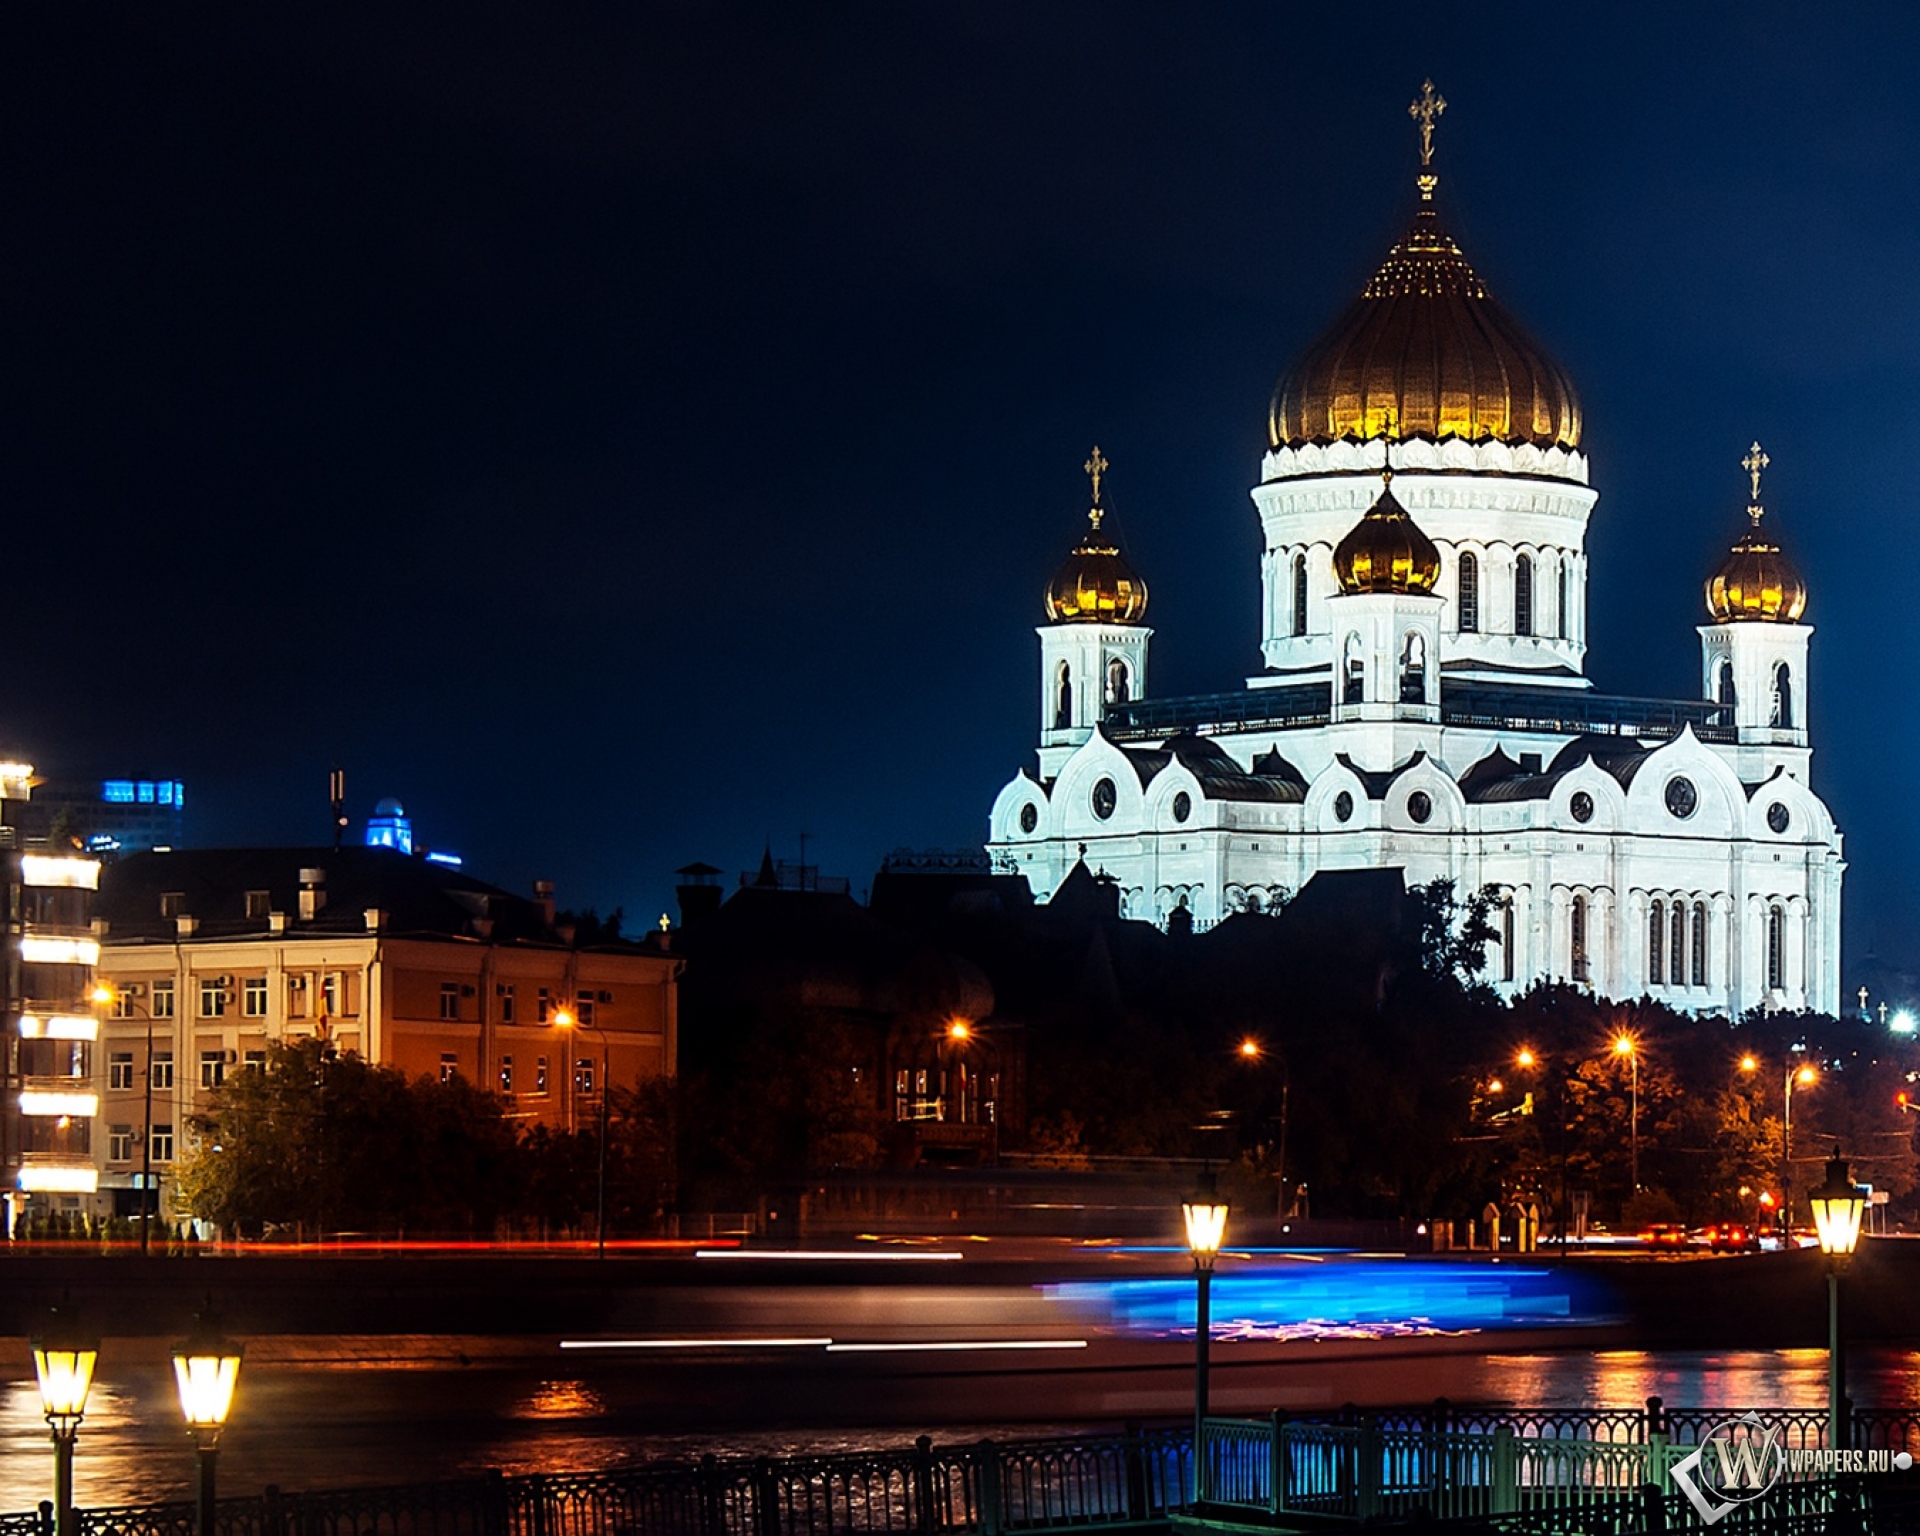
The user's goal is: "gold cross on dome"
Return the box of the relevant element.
[1409,80,1446,168]
[1742,440,1770,506]
[1084,445,1108,507]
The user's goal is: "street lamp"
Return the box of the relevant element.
[1612,1035,1639,1193]
[555,1007,610,1258]
[32,1311,97,1536]
[172,1318,242,1536]
[1808,1147,1866,1453]
[92,983,160,1256]
[1182,1191,1228,1502]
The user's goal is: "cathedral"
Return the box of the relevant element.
[985,85,1844,1018]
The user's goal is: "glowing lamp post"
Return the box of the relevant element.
[555,1007,611,1258]
[1808,1148,1866,1453]
[173,1322,242,1536]
[1182,1194,1228,1500]
[32,1315,98,1536]
[1611,1035,1639,1192]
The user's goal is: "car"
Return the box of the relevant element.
[1640,1223,1691,1249]
[1701,1223,1761,1252]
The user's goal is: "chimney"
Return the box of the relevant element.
[175,915,197,938]
[533,879,556,927]
[269,912,288,936]
[299,867,327,923]
[364,908,385,933]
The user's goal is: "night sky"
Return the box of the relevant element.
[6,8,1918,976]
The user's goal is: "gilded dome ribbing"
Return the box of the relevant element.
[1269,202,1582,452]
[1332,475,1442,595]
[1706,512,1807,624]
[1046,510,1148,624]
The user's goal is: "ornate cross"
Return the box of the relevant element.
[1742,440,1770,506]
[1409,80,1446,168]
[1084,445,1108,507]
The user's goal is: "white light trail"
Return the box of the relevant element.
[692,1249,962,1262]
[559,1338,833,1350]
[825,1340,1088,1353]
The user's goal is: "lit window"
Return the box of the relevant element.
[439,1053,458,1084]
[108,1125,133,1163]
[499,1055,514,1094]
[136,782,155,804]
[157,781,175,806]
[243,977,268,1017]
[200,1052,225,1090]
[440,983,461,1021]
[575,1057,596,1095]
[149,1123,174,1163]
[151,1052,174,1090]
[535,1055,549,1094]
[103,781,135,804]
[109,1053,134,1091]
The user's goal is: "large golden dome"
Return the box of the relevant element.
[1706,511,1807,624]
[1332,474,1441,594]
[1268,200,1582,452]
[1046,509,1148,624]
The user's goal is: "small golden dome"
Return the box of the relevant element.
[1332,473,1441,594]
[1706,510,1807,623]
[1046,509,1148,624]
[1269,201,1581,452]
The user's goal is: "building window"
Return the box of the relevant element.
[1342,633,1364,704]
[1500,897,1515,983]
[1767,904,1785,991]
[1291,552,1308,637]
[244,1050,266,1073]
[1399,632,1426,703]
[200,979,226,1017]
[288,975,308,1017]
[535,1055,550,1094]
[498,984,516,1024]
[1556,561,1568,640]
[320,972,341,1018]
[151,979,176,1019]
[108,1125,133,1163]
[149,1124,174,1163]
[200,1051,225,1090]
[537,988,552,1024]
[109,1052,135,1091]
[151,1052,175,1090]
[575,1057,596,1095]
[1691,904,1708,987]
[440,983,461,1021]
[1570,894,1589,983]
[243,977,268,1017]
[439,1053,458,1084]
[1106,656,1130,706]
[110,989,139,1020]
[1717,660,1736,708]
[1515,554,1534,637]
[244,890,272,920]
[1648,900,1664,985]
[160,891,184,919]
[576,996,596,1027]
[1670,902,1685,988]
[1772,662,1793,728]
[1458,551,1479,633]
[1053,661,1072,730]
[499,1055,514,1094]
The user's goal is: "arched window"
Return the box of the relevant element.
[1501,897,1515,982]
[1515,554,1534,637]
[1458,551,1479,633]
[1053,661,1072,730]
[1691,902,1707,987]
[1670,901,1685,987]
[1342,633,1364,704]
[1716,660,1736,708]
[1291,553,1308,638]
[1570,894,1589,982]
[1556,560,1569,640]
[1767,904,1785,991]
[1647,900,1664,985]
[1399,632,1426,703]
[1106,656,1131,706]
[1771,662,1793,728]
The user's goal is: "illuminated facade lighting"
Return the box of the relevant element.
[19,1093,100,1119]
[18,1165,99,1193]
[20,857,100,891]
[18,1017,98,1041]
[21,937,101,966]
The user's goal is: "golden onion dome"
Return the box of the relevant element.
[1706,510,1807,624]
[1332,472,1442,594]
[1268,199,1581,452]
[1046,508,1148,623]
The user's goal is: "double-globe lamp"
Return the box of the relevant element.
[32,1313,97,1536]
[174,1322,243,1536]
[1808,1147,1866,1455]
[1182,1194,1229,1502]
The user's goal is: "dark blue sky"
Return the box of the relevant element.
[4,7,1916,974]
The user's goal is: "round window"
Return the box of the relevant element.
[1333,790,1354,824]
[1091,777,1117,820]
[1018,802,1038,834]
[1171,790,1192,824]
[1664,776,1699,820]
[1767,801,1790,835]
[1570,791,1594,824]
[1407,790,1433,825]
